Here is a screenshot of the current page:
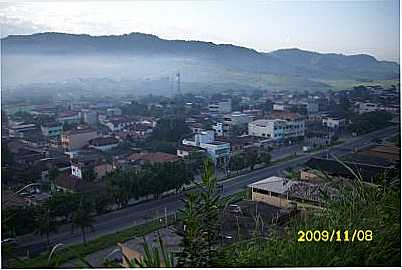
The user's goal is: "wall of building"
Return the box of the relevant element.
[41,126,62,137]
[62,130,98,151]
[251,190,290,208]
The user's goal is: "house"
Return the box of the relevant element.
[104,117,135,132]
[71,154,114,180]
[61,126,98,152]
[89,136,119,151]
[35,157,71,182]
[248,176,334,209]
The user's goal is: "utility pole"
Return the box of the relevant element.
[176,71,181,95]
[164,207,168,227]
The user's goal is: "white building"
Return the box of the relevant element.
[212,122,224,136]
[273,103,289,111]
[182,130,230,168]
[104,118,135,132]
[208,99,232,114]
[322,117,346,129]
[106,108,122,117]
[81,109,98,126]
[248,117,305,141]
[223,112,251,131]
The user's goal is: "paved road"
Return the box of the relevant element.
[16,126,399,255]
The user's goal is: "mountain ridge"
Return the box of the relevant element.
[1,32,399,89]
[2,32,396,63]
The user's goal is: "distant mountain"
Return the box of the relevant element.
[1,32,399,90]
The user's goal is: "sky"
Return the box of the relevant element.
[0,1,400,62]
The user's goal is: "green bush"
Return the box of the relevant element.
[215,177,401,267]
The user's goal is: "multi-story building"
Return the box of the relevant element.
[322,117,346,129]
[182,130,230,168]
[61,127,98,152]
[223,112,251,131]
[357,102,400,114]
[81,109,98,126]
[8,123,38,138]
[248,112,305,141]
[208,99,232,114]
[89,136,119,151]
[41,122,63,137]
[56,111,81,125]
[104,117,135,132]
[212,122,224,136]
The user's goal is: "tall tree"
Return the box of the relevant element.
[259,152,272,166]
[244,150,259,170]
[71,197,95,244]
[34,202,58,249]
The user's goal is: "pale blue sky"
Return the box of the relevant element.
[0,1,399,62]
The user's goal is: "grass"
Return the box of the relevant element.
[214,175,401,267]
[10,216,177,268]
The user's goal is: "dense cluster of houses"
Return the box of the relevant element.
[2,85,400,208]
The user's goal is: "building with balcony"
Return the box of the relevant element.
[182,130,230,168]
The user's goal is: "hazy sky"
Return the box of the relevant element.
[0,1,400,62]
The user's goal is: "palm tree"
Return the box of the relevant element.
[71,198,95,244]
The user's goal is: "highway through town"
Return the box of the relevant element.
[16,126,399,255]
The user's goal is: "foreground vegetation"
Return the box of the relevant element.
[214,177,401,267]
[6,160,400,268]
